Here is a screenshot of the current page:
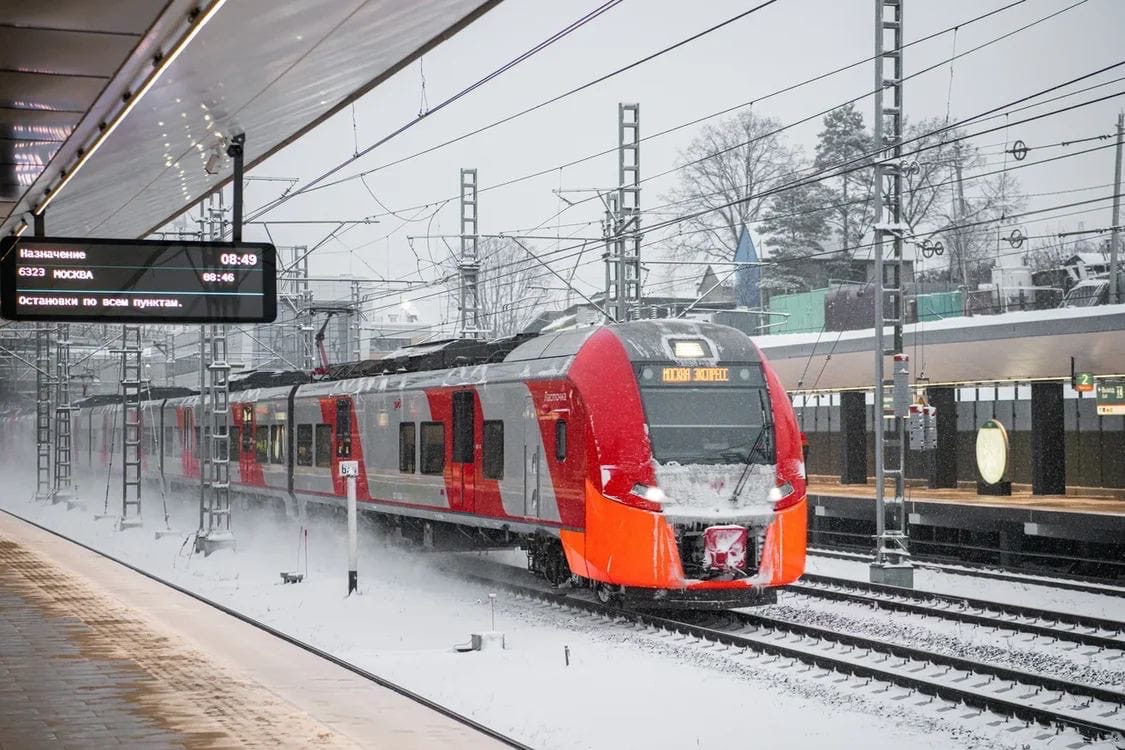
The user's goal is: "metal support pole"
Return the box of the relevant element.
[228,133,245,242]
[871,0,912,587]
[34,326,52,501]
[1110,111,1123,305]
[341,460,359,595]
[458,168,482,339]
[52,323,75,505]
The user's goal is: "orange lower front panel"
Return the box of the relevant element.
[558,482,808,591]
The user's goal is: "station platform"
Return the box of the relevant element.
[805,480,1124,577]
[807,480,1125,515]
[0,512,506,749]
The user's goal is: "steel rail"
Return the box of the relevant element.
[0,507,533,750]
[808,546,1125,598]
[793,575,1125,650]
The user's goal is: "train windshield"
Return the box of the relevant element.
[637,364,772,465]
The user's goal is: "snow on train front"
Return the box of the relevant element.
[562,320,807,608]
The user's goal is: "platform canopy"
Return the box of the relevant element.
[1,0,500,238]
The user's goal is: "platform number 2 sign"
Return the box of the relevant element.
[1074,372,1095,393]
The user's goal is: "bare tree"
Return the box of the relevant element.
[476,237,555,337]
[663,110,798,262]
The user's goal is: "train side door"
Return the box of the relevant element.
[523,395,540,518]
[450,391,475,513]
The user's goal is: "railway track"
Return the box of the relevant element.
[452,558,1125,743]
[0,508,533,750]
[790,574,1125,651]
[809,546,1125,598]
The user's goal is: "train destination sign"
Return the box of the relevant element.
[0,236,276,324]
[661,366,730,383]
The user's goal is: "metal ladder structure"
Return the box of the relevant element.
[118,325,144,528]
[870,0,913,587]
[612,101,639,319]
[458,167,483,339]
[196,324,234,554]
[34,326,52,501]
[52,323,75,505]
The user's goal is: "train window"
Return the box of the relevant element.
[164,426,174,456]
[555,420,567,462]
[193,427,201,455]
[241,420,253,453]
[315,424,332,467]
[399,423,416,473]
[336,398,352,458]
[452,391,474,464]
[255,425,269,463]
[420,422,445,475]
[483,421,504,479]
[270,425,285,464]
[296,424,313,466]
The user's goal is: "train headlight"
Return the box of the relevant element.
[769,482,800,511]
[631,483,666,504]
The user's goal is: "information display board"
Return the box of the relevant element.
[1096,379,1125,416]
[1,236,276,324]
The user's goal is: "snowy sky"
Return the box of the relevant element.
[209,0,1125,325]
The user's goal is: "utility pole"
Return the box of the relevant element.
[114,324,143,528]
[1111,111,1123,305]
[952,142,969,288]
[871,0,913,588]
[458,168,483,339]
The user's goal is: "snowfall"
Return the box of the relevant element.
[1,473,1122,750]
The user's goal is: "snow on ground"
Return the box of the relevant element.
[1,474,1119,750]
[806,554,1125,622]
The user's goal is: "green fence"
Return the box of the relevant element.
[915,291,962,321]
[767,288,827,334]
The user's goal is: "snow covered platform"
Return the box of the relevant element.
[0,512,506,749]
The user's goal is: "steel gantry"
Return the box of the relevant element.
[34,325,53,501]
[870,0,913,587]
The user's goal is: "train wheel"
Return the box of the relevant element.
[594,582,624,606]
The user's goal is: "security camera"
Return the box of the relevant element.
[204,144,223,175]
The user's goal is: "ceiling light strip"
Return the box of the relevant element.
[34,0,228,216]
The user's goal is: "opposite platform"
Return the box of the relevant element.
[0,511,508,749]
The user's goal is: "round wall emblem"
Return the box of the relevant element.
[975,419,1009,485]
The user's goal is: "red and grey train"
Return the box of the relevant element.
[56,320,808,606]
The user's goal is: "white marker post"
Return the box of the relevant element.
[339,460,360,595]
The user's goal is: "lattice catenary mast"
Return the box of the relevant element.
[870,0,913,587]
